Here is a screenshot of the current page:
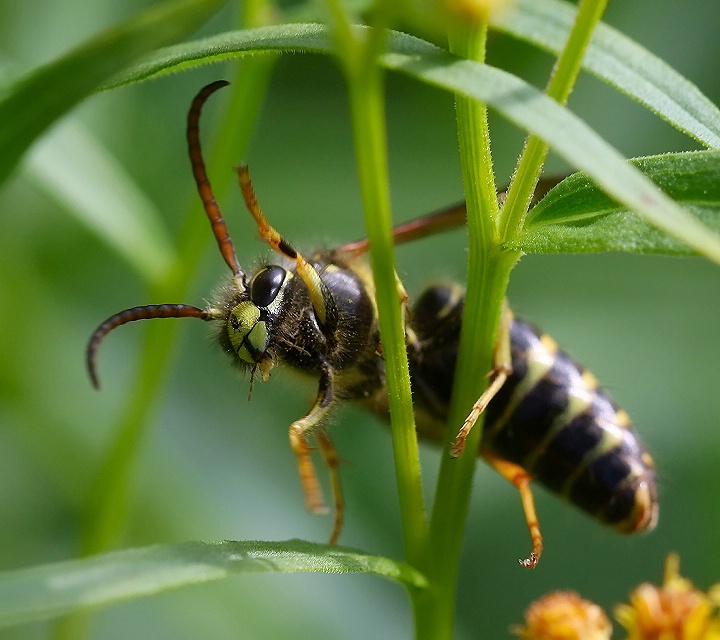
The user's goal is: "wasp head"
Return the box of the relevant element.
[221,264,294,380]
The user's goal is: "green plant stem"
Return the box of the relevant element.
[414,4,609,633]
[411,22,522,638]
[326,3,430,626]
[499,0,610,240]
[344,45,429,568]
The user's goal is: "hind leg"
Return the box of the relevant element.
[483,451,543,569]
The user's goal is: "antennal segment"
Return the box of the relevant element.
[237,164,336,329]
[86,304,212,390]
[187,80,245,282]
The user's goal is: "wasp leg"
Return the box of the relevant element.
[288,367,336,516]
[316,431,344,545]
[450,301,513,458]
[483,451,543,569]
[237,165,338,332]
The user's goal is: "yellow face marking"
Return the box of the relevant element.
[228,301,264,364]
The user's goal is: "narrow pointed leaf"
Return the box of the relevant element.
[104,24,720,264]
[508,150,720,255]
[26,121,176,285]
[0,0,227,186]
[0,540,426,629]
[492,0,720,149]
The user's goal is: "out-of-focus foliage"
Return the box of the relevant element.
[0,0,719,638]
[0,540,426,629]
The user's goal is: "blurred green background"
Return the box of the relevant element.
[1,0,719,638]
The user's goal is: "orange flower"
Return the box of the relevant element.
[514,591,612,640]
[615,554,720,640]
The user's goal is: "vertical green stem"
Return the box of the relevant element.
[327,0,428,589]
[498,0,610,240]
[412,22,521,638]
[345,53,429,569]
[414,2,610,633]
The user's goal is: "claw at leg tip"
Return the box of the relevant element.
[450,440,465,458]
[518,553,539,570]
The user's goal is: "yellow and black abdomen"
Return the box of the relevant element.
[409,284,658,534]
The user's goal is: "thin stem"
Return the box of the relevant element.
[347,67,429,565]
[412,23,520,638]
[326,0,429,562]
[498,0,610,241]
[324,0,356,65]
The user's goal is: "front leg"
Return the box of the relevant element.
[288,366,344,543]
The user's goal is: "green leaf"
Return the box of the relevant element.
[104,22,337,88]
[25,121,176,285]
[0,540,426,628]
[102,24,720,263]
[492,0,720,149]
[508,150,720,255]
[0,0,227,186]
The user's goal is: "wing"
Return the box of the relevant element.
[335,175,567,256]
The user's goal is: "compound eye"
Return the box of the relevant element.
[250,266,286,308]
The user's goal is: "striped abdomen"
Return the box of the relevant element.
[409,284,658,534]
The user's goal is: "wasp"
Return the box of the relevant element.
[87,81,658,569]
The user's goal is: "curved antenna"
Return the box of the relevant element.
[86,304,212,390]
[187,80,245,281]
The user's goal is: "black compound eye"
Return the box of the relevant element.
[250,266,287,308]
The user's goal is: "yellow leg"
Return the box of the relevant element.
[450,301,513,458]
[317,431,344,545]
[288,420,327,515]
[288,369,333,513]
[288,369,336,516]
[484,451,543,569]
